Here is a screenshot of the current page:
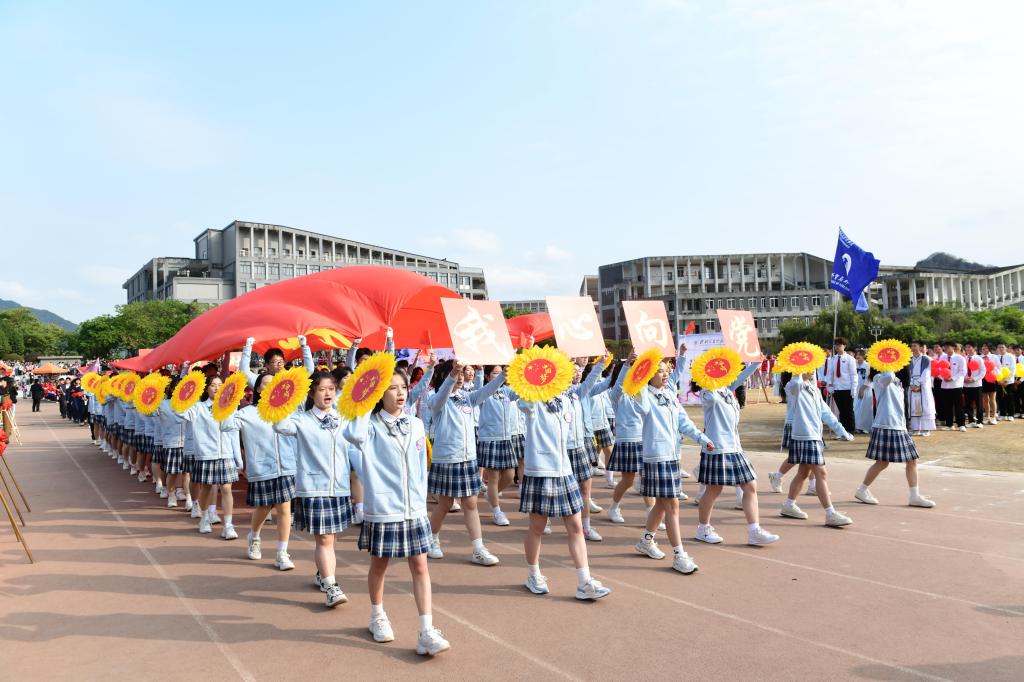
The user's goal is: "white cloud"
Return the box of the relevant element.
[0,280,32,301]
[543,245,573,261]
[78,265,132,287]
[451,228,502,254]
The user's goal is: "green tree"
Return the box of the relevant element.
[0,308,66,356]
[68,300,210,358]
[501,306,534,319]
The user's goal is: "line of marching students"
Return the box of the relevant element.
[81,335,953,658]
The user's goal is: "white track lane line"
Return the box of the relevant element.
[838,528,1024,563]
[45,423,257,682]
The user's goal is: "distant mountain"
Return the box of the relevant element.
[0,299,79,331]
[914,252,992,273]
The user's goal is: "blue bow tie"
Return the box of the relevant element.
[544,398,562,414]
[319,414,338,430]
[654,392,673,407]
[384,416,410,436]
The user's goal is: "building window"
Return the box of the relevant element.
[254,247,263,256]
[706,320,716,331]
[748,297,755,308]
[239,262,252,277]
[269,247,277,257]
[811,296,821,306]
[296,265,307,276]
[461,276,470,288]
[297,249,305,258]
[769,297,778,308]
[239,248,249,257]
[726,298,735,308]
[770,318,779,330]
[269,263,279,279]
[310,265,320,273]
[254,263,266,279]
[760,297,766,309]
[283,248,291,257]
[790,296,798,307]
[705,298,715,310]
[282,264,294,277]
[310,250,317,258]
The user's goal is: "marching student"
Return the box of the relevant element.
[425,359,505,565]
[179,374,243,539]
[343,368,451,656]
[962,342,985,428]
[517,365,611,601]
[980,343,1000,425]
[825,338,858,436]
[855,368,937,508]
[780,372,855,526]
[939,342,967,432]
[566,358,612,541]
[157,378,188,509]
[274,371,353,607]
[767,398,816,496]
[239,335,314,387]
[694,360,779,546]
[633,357,711,574]
[853,349,874,434]
[476,364,520,527]
[221,370,298,571]
[907,342,936,437]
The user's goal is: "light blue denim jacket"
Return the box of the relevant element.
[180,399,243,467]
[477,386,521,442]
[637,386,710,461]
[158,399,186,449]
[699,362,761,454]
[566,368,607,450]
[221,404,298,482]
[871,372,907,432]
[517,395,573,478]
[343,411,428,523]
[785,374,850,441]
[426,372,505,463]
[610,355,685,442]
[273,406,351,497]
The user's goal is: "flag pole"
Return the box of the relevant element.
[832,290,839,343]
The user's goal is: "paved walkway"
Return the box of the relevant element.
[1,405,1022,680]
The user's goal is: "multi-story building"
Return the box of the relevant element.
[875,262,1024,314]
[499,300,547,314]
[597,252,837,339]
[124,220,488,305]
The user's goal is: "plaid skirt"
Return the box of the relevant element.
[152,446,166,467]
[163,447,185,474]
[477,439,517,470]
[183,452,196,476]
[122,428,134,446]
[641,459,681,498]
[866,428,919,463]
[428,460,483,498]
[787,439,825,466]
[607,440,643,472]
[697,451,757,486]
[781,422,792,450]
[358,516,432,558]
[293,495,353,535]
[519,475,584,518]
[582,437,598,465]
[568,447,593,482]
[191,458,239,486]
[247,475,296,507]
[510,434,525,460]
[594,428,614,449]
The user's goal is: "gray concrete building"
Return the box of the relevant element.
[124,220,489,306]
[875,262,1024,314]
[499,300,548,314]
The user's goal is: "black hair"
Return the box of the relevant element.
[165,376,179,398]
[263,347,285,364]
[203,373,221,397]
[331,366,352,388]
[431,359,455,391]
[834,337,848,347]
[355,348,373,362]
[609,360,625,386]
[410,366,424,383]
[372,368,409,414]
[581,361,596,381]
[396,359,409,371]
[304,370,337,411]
[251,371,273,405]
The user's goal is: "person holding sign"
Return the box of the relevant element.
[565,357,613,541]
[476,364,521,527]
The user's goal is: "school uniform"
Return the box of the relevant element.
[403,368,434,418]
[939,353,967,427]
[565,369,609,483]
[825,352,858,434]
[180,399,242,484]
[981,352,1000,396]
[962,353,985,424]
[517,395,583,517]
[907,355,936,432]
[344,411,432,557]
[853,361,874,433]
[785,375,850,465]
[591,390,615,449]
[476,386,520,471]
[158,400,187,474]
[425,373,505,498]
[999,352,1017,417]
[780,397,794,451]
[510,407,526,460]
[222,404,298,507]
[697,363,761,486]
[150,410,166,467]
[607,378,643,473]
[239,340,314,388]
[636,385,709,498]
[866,372,919,463]
[274,406,353,535]
[122,400,137,449]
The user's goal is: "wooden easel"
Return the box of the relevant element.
[0,464,25,526]
[2,407,22,445]
[0,482,32,562]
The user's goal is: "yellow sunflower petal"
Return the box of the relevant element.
[338,352,396,420]
[134,373,170,415]
[691,347,743,391]
[622,348,663,397]
[507,346,575,403]
[866,339,911,373]
[171,374,206,413]
[118,372,142,401]
[257,367,311,423]
[212,372,248,422]
[776,342,827,375]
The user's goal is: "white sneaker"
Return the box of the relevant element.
[607,506,625,524]
[471,547,499,566]
[679,468,691,479]
[780,503,808,520]
[416,627,450,656]
[747,527,780,546]
[176,489,187,501]
[492,509,510,526]
[130,466,137,476]
[576,579,611,601]
[940,426,952,431]
[768,472,783,493]
[247,533,262,560]
[352,508,364,525]
[958,426,967,432]
[921,431,931,437]
[137,472,147,483]
[325,584,348,607]
[450,500,461,512]
[166,496,177,508]
[198,517,212,534]
[427,537,444,559]
[635,536,665,559]
[604,479,616,489]
[588,498,603,513]
[695,525,723,544]
[672,552,699,574]
[583,526,603,542]
[825,509,853,527]
[221,524,238,540]
[543,520,552,535]
[975,423,984,429]
[369,615,395,643]
[805,481,817,496]
[909,494,936,508]
[854,488,879,505]
[274,551,295,571]
[190,503,201,518]
[159,488,169,499]
[525,572,550,595]
[209,512,222,525]
[677,489,689,501]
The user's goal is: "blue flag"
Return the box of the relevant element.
[830,228,880,313]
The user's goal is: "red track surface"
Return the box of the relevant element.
[2,405,1022,681]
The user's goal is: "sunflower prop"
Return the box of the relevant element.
[777,342,827,375]
[622,348,662,397]
[866,339,911,373]
[134,373,169,415]
[506,345,575,403]
[691,347,743,391]
[171,372,206,413]
[95,377,109,405]
[119,372,142,401]
[338,353,395,420]
[212,372,248,422]
[81,372,100,393]
[258,366,311,423]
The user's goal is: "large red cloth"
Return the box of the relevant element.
[505,313,555,349]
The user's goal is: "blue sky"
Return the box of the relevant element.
[2,1,1022,323]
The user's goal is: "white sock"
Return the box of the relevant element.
[371,603,385,618]
[698,483,707,496]
[697,522,709,531]
[323,575,336,586]
[208,505,217,515]
[735,488,744,502]
[248,530,260,540]
[277,541,288,552]
[419,614,433,632]
[747,522,759,532]
[673,544,685,556]
[825,505,835,514]
[910,486,920,496]
[431,533,440,543]
[528,563,542,578]
[582,517,591,532]
[200,510,208,521]
[783,498,796,507]
[471,538,485,553]
[491,505,501,513]
[576,566,591,588]
[609,501,619,511]
[355,502,364,513]
[224,515,232,526]
[857,483,868,493]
